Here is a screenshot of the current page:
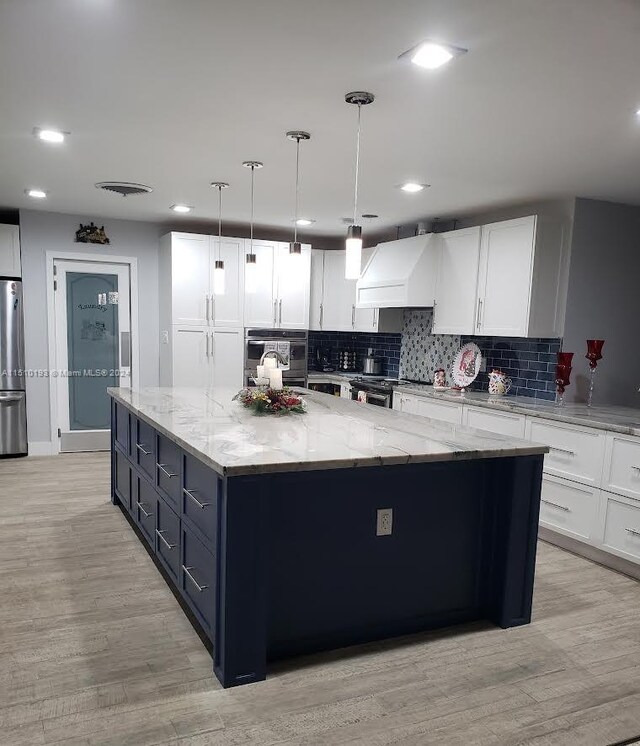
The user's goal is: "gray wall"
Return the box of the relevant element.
[563,199,640,408]
[19,209,162,449]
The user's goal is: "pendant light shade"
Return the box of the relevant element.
[286,130,310,256]
[344,91,374,280]
[242,161,263,294]
[211,182,229,296]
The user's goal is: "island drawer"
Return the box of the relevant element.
[156,435,182,509]
[156,495,180,581]
[134,418,156,481]
[526,418,605,486]
[114,404,130,455]
[603,434,640,501]
[114,450,131,512]
[538,475,598,541]
[181,525,215,633]
[183,454,218,546]
[135,475,157,547]
[601,493,640,564]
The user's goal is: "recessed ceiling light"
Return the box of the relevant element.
[636,109,640,117]
[33,127,66,143]
[400,40,467,70]
[170,204,193,213]
[25,188,47,199]
[400,183,428,193]
[295,218,315,226]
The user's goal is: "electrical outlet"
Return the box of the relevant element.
[376,508,393,536]
[160,330,169,345]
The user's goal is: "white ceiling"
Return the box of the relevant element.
[2,0,640,238]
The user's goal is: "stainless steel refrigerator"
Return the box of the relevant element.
[0,279,27,456]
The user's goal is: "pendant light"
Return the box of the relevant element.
[242,160,263,294]
[210,181,229,295]
[344,91,374,279]
[286,130,310,255]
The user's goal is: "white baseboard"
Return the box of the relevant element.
[28,441,57,457]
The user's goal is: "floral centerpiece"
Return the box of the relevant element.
[233,386,306,415]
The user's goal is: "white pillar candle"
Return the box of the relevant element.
[263,357,277,370]
[268,368,283,389]
[256,365,266,380]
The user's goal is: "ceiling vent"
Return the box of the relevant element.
[95,182,153,197]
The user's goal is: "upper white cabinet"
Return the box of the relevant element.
[243,240,311,329]
[433,227,481,335]
[310,248,402,333]
[0,224,21,278]
[161,232,243,328]
[476,216,566,338]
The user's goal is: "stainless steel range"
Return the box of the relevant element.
[349,376,432,408]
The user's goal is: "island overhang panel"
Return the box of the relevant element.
[109,386,546,688]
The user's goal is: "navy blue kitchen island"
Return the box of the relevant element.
[109,386,547,688]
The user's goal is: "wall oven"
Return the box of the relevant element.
[244,329,308,387]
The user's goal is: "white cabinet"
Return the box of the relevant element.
[244,241,311,329]
[476,216,566,338]
[310,248,402,333]
[603,433,640,501]
[433,227,481,335]
[538,475,600,542]
[0,224,21,278]
[463,406,526,439]
[340,383,351,399]
[600,493,640,564]
[211,237,244,328]
[211,328,244,388]
[395,393,463,425]
[169,326,243,389]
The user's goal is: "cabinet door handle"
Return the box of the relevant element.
[279,299,283,325]
[209,332,214,360]
[157,463,178,478]
[183,565,208,592]
[137,501,153,518]
[136,443,151,456]
[625,527,640,537]
[205,294,210,323]
[352,304,355,328]
[549,445,575,457]
[183,488,209,509]
[541,499,570,512]
[273,299,278,326]
[319,303,323,329]
[211,296,215,325]
[156,529,176,550]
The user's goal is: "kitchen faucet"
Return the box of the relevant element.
[260,350,288,366]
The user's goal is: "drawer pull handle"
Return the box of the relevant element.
[183,488,209,509]
[137,501,153,518]
[156,529,176,550]
[549,446,575,457]
[183,565,208,592]
[157,463,178,478]
[624,527,640,537]
[541,499,571,512]
[136,443,151,456]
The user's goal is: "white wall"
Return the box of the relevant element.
[19,209,161,452]
[563,199,640,408]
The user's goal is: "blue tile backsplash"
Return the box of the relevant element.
[308,310,561,400]
[460,335,561,401]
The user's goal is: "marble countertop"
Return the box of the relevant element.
[399,385,640,436]
[108,386,547,477]
[308,371,356,384]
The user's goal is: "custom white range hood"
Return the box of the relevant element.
[356,233,439,308]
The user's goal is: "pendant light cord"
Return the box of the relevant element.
[294,137,301,243]
[353,103,362,225]
[217,186,222,261]
[250,165,255,253]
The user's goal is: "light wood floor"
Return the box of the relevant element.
[1,454,640,746]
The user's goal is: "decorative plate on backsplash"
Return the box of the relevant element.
[451,342,483,388]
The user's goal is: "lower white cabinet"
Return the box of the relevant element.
[396,393,463,425]
[340,383,351,399]
[0,224,21,278]
[463,407,526,439]
[168,326,243,390]
[538,475,599,542]
[603,433,640,501]
[600,492,640,564]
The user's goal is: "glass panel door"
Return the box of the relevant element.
[54,260,131,452]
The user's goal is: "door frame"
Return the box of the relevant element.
[46,251,139,455]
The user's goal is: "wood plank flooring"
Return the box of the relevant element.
[1,453,640,746]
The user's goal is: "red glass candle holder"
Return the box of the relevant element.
[555,363,572,406]
[557,351,574,368]
[585,339,604,407]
